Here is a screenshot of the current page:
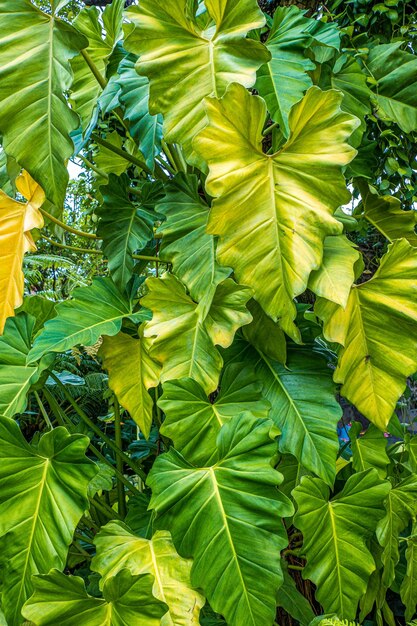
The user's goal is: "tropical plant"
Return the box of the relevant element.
[0,0,416,625]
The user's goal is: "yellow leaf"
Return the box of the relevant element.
[0,171,45,333]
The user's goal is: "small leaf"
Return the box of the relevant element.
[350,422,389,478]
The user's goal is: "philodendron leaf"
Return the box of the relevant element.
[316,238,417,429]
[401,529,417,622]
[147,414,294,626]
[277,564,315,626]
[0,418,97,625]
[194,84,358,340]
[92,523,205,626]
[357,179,417,246]
[254,347,341,486]
[376,475,417,589]
[99,331,161,438]
[22,569,168,626]
[0,171,45,333]
[124,0,269,155]
[0,313,53,418]
[293,470,390,620]
[256,6,315,137]
[28,277,138,363]
[366,42,417,133]
[242,299,287,364]
[142,274,252,394]
[308,235,361,309]
[70,0,124,130]
[157,173,230,302]
[0,1,87,208]
[350,422,389,478]
[158,362,270,465]
[116,55,163,169]
[97,174,159,290]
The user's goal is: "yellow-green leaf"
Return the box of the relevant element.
[93,522,205,626]
[99,331,161,439]
[124,0,269,156]
[0,171,45,333]
[194,84,358,340]
[142,274,252,394]
[316,238,417,429]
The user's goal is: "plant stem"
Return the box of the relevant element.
[76,154,109,180]
[40,206,99,240]
[262,121,279,136]
[92,134,153,175]
[113,398,127,518]
[34,390,53,429]
[287,564,304,571]
[49,372,147,481]
[81,49,107,90]
[88,441,140,497]
[41,235,163,263]
[89,495,122,521]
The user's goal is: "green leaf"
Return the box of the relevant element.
[0,0,88,208]
[277,564,315,626]
[0,419,97,625]
[147,414,294,626]
[116,55,163,169]
[22,569,168,626]
[28,277,138,363]
[157,174,230,302]
[124,0,269,155]
[194,84,358,340]
[70,1,124,130]
[256,6,315,137]
[316,238,417,429]
[158,362,270,465]
[99,330,161,439]
[401,530,417,622]
[97,174,159,290]
[17,295,57,336]
[293,470,391,619]
[92,522,205,626]
[308,235,361,308]
[376,474,417,588]
[358,179,417,246]
[367,42,417,133]
[242,299,287,364]
[350,422,389,478]
[254,347,341,486]
[0,313,53,418]
[95,131,129,177]
[142,274,252,394]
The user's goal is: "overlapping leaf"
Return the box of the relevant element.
[402,530,417,622]
[93,523,204,626]
[194,84,358,339]
[294,470,390,619]
[124,0,269,154]
[256,6,315,136]
[0,1,87,208]
[158,362,270,465]
[0,313,53,418]
[142,274,252,394]
[367,43,417,133]
[148,414,294,626]
[0,419,97,625]
[100,330,161,438]
[316,238,417,429]
[28,277,140,363]
[157,174,230,301]
[0,171,45,333]
[350,422,389,478]
[22,569,167,626]
[97,174,160,290]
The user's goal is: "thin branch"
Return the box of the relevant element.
[40,207,99,240]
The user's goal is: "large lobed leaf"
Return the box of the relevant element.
[147,414,294,626]
[194,84,358,340]
[0,0,87,208]
[22,569,168,626]
[93,523,205,626]
[316,238,417,429]
[0,419,97,625]
[293,470,390,620]
[124,0,269,156]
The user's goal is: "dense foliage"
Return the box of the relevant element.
[0,0,417,624]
